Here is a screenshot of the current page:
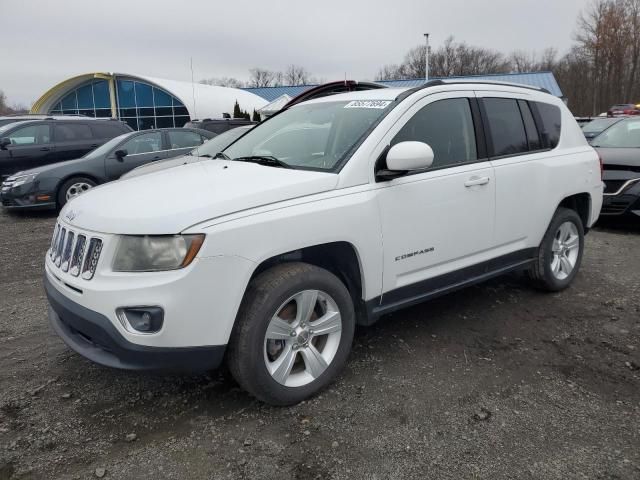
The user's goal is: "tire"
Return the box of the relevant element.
[528,207,585,292]
[227,262,355,406]
[57,177,97,209]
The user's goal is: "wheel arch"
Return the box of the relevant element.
[55,173,101,207]
[558,192,591,231]
[247,241,368,325]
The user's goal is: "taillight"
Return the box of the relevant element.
[598,153,603,180]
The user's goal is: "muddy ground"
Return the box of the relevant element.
[0,208,638,480]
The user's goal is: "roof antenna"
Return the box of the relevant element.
[190,57,197,120]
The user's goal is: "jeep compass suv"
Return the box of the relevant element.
[44,81,603,405]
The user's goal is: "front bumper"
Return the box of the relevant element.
[601,193,640,218]
[1,182,56,209]
[45,274,226,371]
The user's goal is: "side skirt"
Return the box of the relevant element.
[363,248,536,325]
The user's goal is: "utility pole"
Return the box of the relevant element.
[424,33,430,82]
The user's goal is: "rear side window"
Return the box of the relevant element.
[7,124,51,145]
[54,123,93,141]
[518,100,541,151]
[482,98,528,157]
[392,98,477,169]
[90,122,128,139]
[533,102,561,149]
[167,130,204,149]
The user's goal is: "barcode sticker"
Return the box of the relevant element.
[344,100,391,109]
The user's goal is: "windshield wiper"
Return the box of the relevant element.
[233,155,291,168]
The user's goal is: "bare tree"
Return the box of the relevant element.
[247,68,277,88]
[283,65,310,85]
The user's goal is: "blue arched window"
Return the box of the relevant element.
[49,78,190,130]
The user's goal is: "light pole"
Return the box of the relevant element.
[424,33,430,82]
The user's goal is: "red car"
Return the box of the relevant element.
[607,103,640,117]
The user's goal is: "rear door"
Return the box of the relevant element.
[52,122,97,163]
[165,129,206,158]
[0,123,54,176]
[104,131,167,180]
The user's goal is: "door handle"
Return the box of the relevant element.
[90,144,99,148]
[40,147,50,152]
[464,176,490,187]
[152,156,161,160]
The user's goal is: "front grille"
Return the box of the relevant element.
[49,222,102,281]
[603,180,627,194]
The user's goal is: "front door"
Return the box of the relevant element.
[375,93,496,305]
[105,131,167,180]
[1,123,54,177]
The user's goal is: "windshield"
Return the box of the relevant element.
[83,133,130,158]
[582,118,618,133]
[190,126,252,157]
[592,119,640,148]
[223,100,393,171]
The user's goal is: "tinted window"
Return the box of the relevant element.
[90,122,128,139]
[121,132,163,155]
[167,130,204,149]
[534,102,561,149]
[483,98,528,156]
[7,125,51,145]
[392,98,477,168]
[518,100,541,151]
[54,123,93,141]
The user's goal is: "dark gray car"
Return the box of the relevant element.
[592,118,640,219]
[1,127,214,210]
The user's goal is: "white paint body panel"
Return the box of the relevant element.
[50,83,602,350]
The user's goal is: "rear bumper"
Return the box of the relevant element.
[45,274,226,371]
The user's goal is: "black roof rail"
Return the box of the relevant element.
[395,79,550,101]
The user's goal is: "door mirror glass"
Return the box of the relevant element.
[386,141,434,171]
[0,137,10,150]
[115,149,128,160]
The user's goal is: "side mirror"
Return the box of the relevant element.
[115,149,128,161]
[0,138,11,150]
[377,141,434,181]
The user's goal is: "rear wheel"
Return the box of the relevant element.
[528,207,584,291]
[57,177,96,209]
[227,262,355,406]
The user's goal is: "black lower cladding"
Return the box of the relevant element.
[44,275,225,371]
[365,248,537,323]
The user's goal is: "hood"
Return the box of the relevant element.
[595,147,640,168]
[121,154,200,180]
[60,160,338,234]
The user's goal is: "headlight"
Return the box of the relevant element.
[113,234,205,272]
[10,173,37,187]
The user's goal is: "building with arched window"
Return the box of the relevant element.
[30,73,267,130]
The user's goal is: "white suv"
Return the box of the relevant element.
[44,81,603,405]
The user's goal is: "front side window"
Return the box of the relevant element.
[7,125,51,146]
[392,98,477,168]
[168,130,203,149]
[592,118,640,148]
[54,124,93,141]
[224,100,392,171]
[483,98,528,157]
[120,132,163,155]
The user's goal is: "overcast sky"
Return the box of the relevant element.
[1,0,590,106]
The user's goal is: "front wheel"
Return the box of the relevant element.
[528,207,585,291]
[227,262,355,406]
[57,177,96,209]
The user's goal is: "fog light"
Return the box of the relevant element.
[116,307,164,333]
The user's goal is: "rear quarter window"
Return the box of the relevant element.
[533,102,561,149]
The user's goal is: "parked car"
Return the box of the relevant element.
[1,127,214,210]
[591,117,640,219]
[0,118,132,179]
[607,104,640,117]
[44,81,602,405]
[184,117,256,135]
[581,117,624,141]
[121,125,252,180]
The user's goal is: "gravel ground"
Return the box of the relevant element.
[0,208,639,480]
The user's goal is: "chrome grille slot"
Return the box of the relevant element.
[54,228,66,267]
[69,235,87,277]
[81,238,103,280]
[61,231,75,272]
[48,222,103,281]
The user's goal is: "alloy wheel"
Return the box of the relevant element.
[550,221,580,280]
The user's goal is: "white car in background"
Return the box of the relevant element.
[45,81,603,405]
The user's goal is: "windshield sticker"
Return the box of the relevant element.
[344,100,392,109]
